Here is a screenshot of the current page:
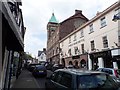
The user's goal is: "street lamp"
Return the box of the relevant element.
[112,15,120,22]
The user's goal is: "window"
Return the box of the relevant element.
[74,34,77,41]
[102,36,108,48]
[118,36,120,45]
[61,42,64,47]
[41,56,43,60]
[74,47,78,55]
[91,40,95,51]
[69,37,71,43]
[56,47,59,54]
[80,29,84,38]
[52,71,63,83]
[53,49,54,55]
[115,8,120,16]
[81,44,84,54]
[60,73,72,88]
[68,49,71,56]
[89,24,94,33]
[51,72,57,81]
[100,17,107,28]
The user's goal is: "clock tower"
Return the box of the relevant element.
[47,13,59,39]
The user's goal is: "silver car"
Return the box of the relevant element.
[96,68,120,85]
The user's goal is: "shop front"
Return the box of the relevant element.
[111,48,120,69]
[89,50,112,70]
[64,54,88,69]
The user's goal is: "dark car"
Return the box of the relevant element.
[96,68,120,85]
[65,65,74,69]
[27,63,41,72]
[32,65,47,77]
[52,64,64,71]
[45,69,120,90]
[46,63,54,71]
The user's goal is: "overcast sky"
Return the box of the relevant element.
[21,0,118,57]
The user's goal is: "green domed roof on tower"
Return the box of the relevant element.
[49,13,58,23]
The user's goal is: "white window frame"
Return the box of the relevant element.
[69,37,71,43]
[89,24,94,33]
[80,29,84,38]
[100,17,107,28]
[74,34,77,41]
[102,36,108,48]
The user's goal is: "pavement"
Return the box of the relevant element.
[11,69,41,89]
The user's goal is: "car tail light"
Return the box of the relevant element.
[114,69,119,78]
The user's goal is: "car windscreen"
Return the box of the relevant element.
[77,74,118,89]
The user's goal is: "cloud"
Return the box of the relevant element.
[22,0,118,57]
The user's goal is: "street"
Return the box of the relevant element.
[35,70,53,89]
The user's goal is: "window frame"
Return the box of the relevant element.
[102,36,108,48]
[69,37,71,44]
[100,17,107,28]
[90,40,95,51]
[89,24,94,33]
[80,29,84,38]
[59,72,72,88]
[81,44,84,54]
[74,33,77,41]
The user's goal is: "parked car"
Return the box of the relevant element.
[27,63,41,72]
[52,64,64,71]
[45,63,54,71]
[96,68,120,85]
[32,65,47,77]
[45,69,120,90]
[65,65,74,69]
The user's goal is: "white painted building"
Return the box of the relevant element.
[38,48,46,63]
[60,1,120,70]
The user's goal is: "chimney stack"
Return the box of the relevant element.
[43,48,46,52]
[75,10,82,14]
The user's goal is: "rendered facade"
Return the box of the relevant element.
[59,1,120,70]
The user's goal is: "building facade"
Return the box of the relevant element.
[38,48,46,63]
[60,1,120,70]
[1,0,25,89]
[46,10,88,65]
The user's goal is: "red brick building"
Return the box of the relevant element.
[46,10,88,65]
